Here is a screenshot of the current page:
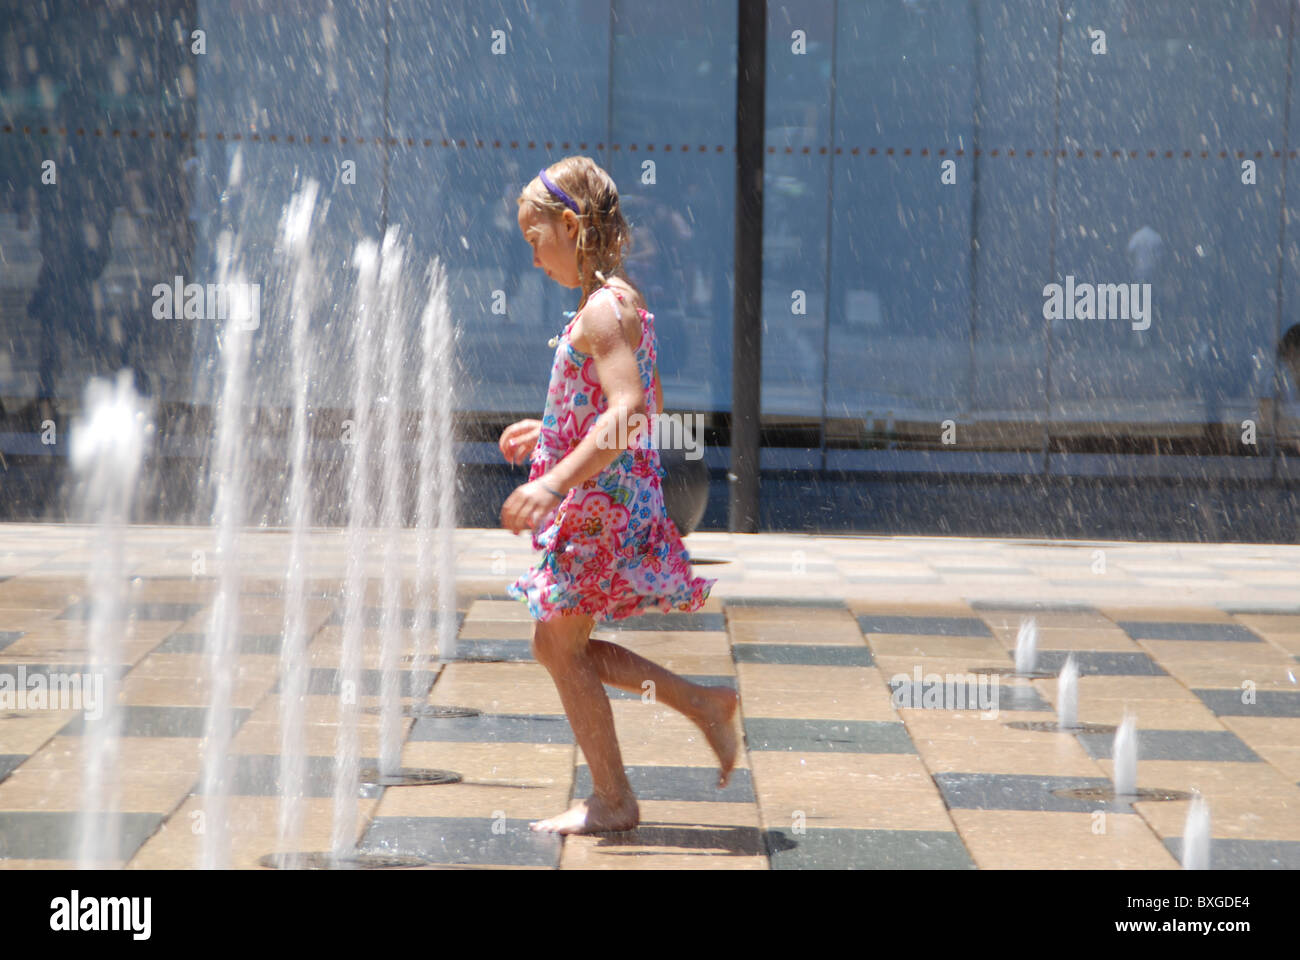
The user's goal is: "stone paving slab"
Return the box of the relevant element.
[0,523,1298,869]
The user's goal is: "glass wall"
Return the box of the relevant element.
[2,0,1298,519]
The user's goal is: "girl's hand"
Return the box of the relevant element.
[499,419,542,466]
[500,479,563,535]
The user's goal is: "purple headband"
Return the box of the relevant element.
[538,168,582,216]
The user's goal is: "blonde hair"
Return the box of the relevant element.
[517,155,639,313]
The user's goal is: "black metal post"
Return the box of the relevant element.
[730,0,765,533]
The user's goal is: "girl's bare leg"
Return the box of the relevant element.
[586,639,740,787]
[529,611,640,834]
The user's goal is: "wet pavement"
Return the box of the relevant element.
[0,524,1297,869]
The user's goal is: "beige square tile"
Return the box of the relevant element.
[594,630,730,658]
[0,711,80,754]
[1246,745,1300,780]
[1069,676,1201,701]
[897,709,1065,743]
[1095,760,1300,799]
[1062,698,1226,729]
[728,620,865,646]
[0,765,195,812]
[573,700,746,772]
[1158,662,1300,691]
[735,664,898,721]
[751,752,953,832]
[374,782,573,820]
[21,735,203,772]
[397,741,574,785]
[1137,638,1295,666]
[916,736,1103,777]
[866,634,1009,660]
[1217,716,1300,747]
[458,619,535,640]
[424,662,564,715]
[126,796,382,869]
[949,810,1178,869]
[1133,793,1300,842]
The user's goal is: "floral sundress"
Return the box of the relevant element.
[506,284,715,623]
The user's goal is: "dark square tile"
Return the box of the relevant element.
[57,601,205,622]
[1193,689,1300,718]
[603,674,735,701]
[724,597,846,609]
[606,612,726,632]
[156,633,284,655]
[0,631,22,652]
[360,816,561,866]
[857,615,992,637]
[1163,836,1300,869]
[732,644,873,666]
[573,764,755,803]
[440,638,534,661]
[0,811,166,860]
[60,704,250,738]
[933,772,1143,813]
[971,601,1099,613]
[744,718,916,754]
[765,828,975,869]
[1028,651,1167,677]
[0,754,25,783]
[206,753,384,798]
[887,678,1047,712]
[1117,622,1262,643]
[409,713,574,744]
[0,662,131,679]
[1077,729,1261,762]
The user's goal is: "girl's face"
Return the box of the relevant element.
[517,202,580,288]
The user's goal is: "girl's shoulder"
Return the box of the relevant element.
[571,280,648,354]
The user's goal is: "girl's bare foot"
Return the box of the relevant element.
[529,792,640,835]
[692,686,741,788]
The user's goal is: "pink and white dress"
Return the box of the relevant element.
[507,284,715,622]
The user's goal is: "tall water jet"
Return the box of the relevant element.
[1113,710,1138,797]
[1014,617,1038,675]
[200,219,256,870]
[275,179,322,866]
[414,258,456,674]
[1181,794,1211,869]
[72,371,151,868]
[1057,654,1079,730]
[377,227,409,775]
[333,238,379,861]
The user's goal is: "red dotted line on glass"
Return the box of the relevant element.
[0,127,1291,159]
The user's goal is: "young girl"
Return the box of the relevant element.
[500,157,740,835]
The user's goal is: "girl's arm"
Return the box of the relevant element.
[653,363,663,415]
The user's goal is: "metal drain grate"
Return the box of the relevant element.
[1005,720,1118,734]
[358,766,462,788]
[361,704,481,719]
[1052,786,1193,802]
[969,665,1056,679]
